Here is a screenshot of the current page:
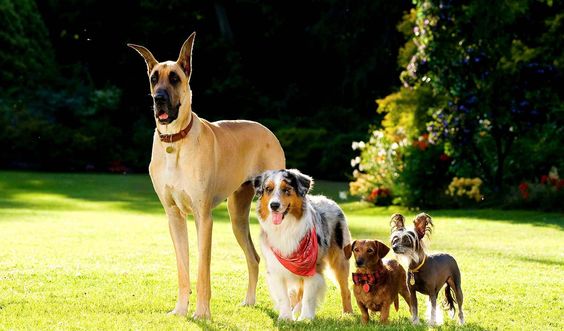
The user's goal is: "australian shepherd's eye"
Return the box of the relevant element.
[283,188,291,196]
[265,186,274,194]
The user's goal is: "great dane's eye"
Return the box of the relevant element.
[169,72,180,84]
[150,73,158,84]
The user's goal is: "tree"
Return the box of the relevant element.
[402,0,563,195]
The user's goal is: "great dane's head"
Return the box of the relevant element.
[128,32,195,127]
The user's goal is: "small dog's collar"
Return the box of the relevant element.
[409,254,427,272]
[157,116,193,143]
[352,270,387,293]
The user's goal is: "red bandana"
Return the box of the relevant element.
[271,225,318,277]
[352,269,388,293]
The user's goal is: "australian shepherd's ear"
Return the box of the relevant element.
[285,169,314,197]
[252,174,263,198]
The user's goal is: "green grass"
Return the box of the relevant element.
[0,171,562,330]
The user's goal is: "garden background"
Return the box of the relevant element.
[1,0,563,330]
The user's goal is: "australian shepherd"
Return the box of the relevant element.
[253,169,353,320]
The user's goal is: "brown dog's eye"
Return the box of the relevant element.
[353,248,360,253]
[367,248,374,254]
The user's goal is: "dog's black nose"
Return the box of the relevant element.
[355,259,364,267]
[270,201,280,211]
[154,90,169,103]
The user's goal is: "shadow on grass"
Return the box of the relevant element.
[255,303,488,330]
[428,209,564,230]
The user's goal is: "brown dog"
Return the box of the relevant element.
[128,33,285,319]
[351,239,411,324]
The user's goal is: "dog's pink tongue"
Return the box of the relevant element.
[271,212,283,225]
[158,113,169,120]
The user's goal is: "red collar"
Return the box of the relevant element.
[271,225,318,277]
[157,116,193,143]
[352,268,387,293]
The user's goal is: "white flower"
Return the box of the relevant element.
[373,130,384,138]
[358,141,366,149]
[391,142,399,150]
[339,191,348,200]
[351,141,359,150]
[358,163,364,171]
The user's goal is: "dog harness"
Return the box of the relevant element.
[271,225,318,277]
[352,269,387,293]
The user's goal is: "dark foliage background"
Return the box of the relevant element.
[0,0,410,179]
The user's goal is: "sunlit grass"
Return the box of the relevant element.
[0,171,562,330]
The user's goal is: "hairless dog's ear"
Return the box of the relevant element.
[413,213,433,239]
[390,213,406,233]
[374,240,390,259]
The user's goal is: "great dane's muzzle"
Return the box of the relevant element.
[154,89,180,124]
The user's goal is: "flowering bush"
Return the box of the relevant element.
[507,167,564,211]
[364,187,392,206]
[349,129,405,204]
[446,177,483,202]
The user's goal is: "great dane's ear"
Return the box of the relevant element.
[390,213,406,233]
[127,44,158,74]
[285,169,314,197]
[177,32,196,81]
[413,213,433,239]
[374,240,390,259]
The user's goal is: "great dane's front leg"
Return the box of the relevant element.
[193,209,213,319]
[167,207,190,316]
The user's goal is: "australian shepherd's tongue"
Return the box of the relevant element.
[271,212,284,225]
[158,113,169,120]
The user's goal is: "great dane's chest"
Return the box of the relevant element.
[150,156,202,215]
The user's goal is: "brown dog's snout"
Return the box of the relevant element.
[355,258,365,267]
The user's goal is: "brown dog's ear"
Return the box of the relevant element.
[127,44,158,74]
[413,213,433,239]
[343,244,352,260]
[177,32,196,81]
[374,240,390,259]
[390,213,406,233]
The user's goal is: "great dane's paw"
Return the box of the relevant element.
[192,310,211,320]
[167,307,187,316]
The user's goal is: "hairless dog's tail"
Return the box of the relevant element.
[444,283,457,314]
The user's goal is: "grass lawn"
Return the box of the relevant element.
[0,171,562,330]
